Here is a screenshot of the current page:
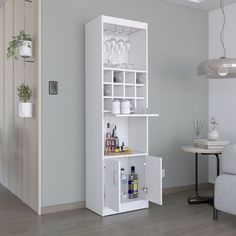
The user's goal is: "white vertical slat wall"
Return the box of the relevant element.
[0,0,41,214]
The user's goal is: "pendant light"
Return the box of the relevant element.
[198,0,236,79]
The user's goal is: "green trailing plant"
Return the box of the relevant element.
[17,83,32,103]
[7,30,32,59]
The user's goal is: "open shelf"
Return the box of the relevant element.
[121,196,146,204]
[104,151,148,159]
[115,113,159,117]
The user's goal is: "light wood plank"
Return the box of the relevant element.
[4,0,14,192]
[0,0,40,214]
[24,0,39,213]
[13,0,25,200]
[0,2,5,186]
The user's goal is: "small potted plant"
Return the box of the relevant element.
[7,30,32,59]
[17,83,32,118]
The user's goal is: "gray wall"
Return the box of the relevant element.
[42,0,209,206]
[209,3,236,183]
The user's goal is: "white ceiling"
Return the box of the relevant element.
[160,0,236,11]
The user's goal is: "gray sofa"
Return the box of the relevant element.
[214,144,236,219]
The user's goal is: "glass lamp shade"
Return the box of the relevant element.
[198,57,236,79]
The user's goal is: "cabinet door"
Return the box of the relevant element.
[105,160,120,212]
[146,156,162,205]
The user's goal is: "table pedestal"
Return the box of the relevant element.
[187,152,220,219]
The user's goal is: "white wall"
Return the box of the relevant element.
[43,0,209,207]
[209,3,236,183]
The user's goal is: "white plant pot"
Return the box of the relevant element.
[208,129,220,141]
[19,102,32,118]
[19,40,32,57]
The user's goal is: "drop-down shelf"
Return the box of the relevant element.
[115,113,159,117]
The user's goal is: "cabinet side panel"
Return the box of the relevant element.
[85,18,103,215]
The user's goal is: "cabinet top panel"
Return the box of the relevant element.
[89,15,148,30]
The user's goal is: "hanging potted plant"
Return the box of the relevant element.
[7,30,32,59]
[17,83,33,118]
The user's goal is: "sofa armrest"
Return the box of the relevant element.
[222,144,236,175]
[215,174,236,216]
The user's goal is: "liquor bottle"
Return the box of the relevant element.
[111,127,116,152]
[104,123,111,155]
[120,168,127,200]
[113,126,119,148]
[128,166,138,199]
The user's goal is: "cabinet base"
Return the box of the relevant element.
[103,199,148,216]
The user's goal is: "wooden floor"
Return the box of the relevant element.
[0,185,236,236]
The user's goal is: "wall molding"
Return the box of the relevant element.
[41,201,85,215]
[41,183,214,214]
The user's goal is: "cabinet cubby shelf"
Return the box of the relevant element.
[103,82,145,87]
[103,111,159,117]
[104,151,148,159]
[103,97,144,100]
[103,67,147,74]
[103,96,145,100]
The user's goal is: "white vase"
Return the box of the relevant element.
[19,40,32,57]
[208,129,220,141]
[19,102,32,118]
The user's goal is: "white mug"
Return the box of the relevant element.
[112,100,120,114]
[121,100,130,114]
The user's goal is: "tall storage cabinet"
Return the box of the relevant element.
[86,15,163,216]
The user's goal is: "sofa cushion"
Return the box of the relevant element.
[222,144,236,175]
[215,174,236,215]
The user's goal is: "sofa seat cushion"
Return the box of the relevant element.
[215,174,236,216]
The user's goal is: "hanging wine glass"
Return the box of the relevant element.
[117,39,124,54]
[124,40,131,53]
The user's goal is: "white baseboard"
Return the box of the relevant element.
[41,201,85,215]
[163,182,212,195]
[41,183,214,214]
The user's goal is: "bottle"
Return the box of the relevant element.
[121,141,125,152]
[128,166,138,199]
[104,123,111,155]
[113,126,119,148]
[120,168,127,200]
[111,127,116,152]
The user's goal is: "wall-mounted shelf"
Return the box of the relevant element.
[25,57,36,63]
